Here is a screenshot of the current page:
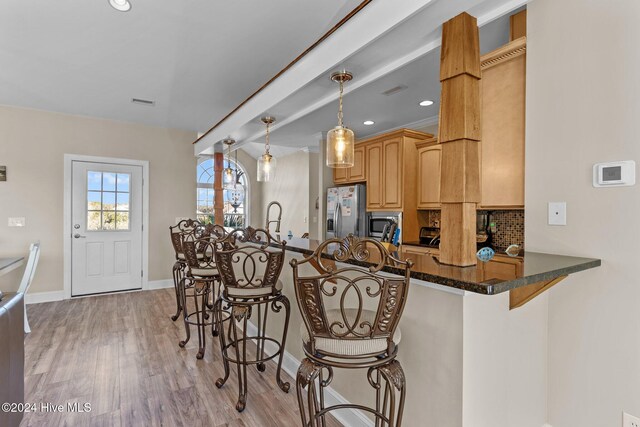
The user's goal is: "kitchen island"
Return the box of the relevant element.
[254,235,600,427]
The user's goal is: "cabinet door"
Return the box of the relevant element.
[482,257,521,281]
[333,166,348,184]
[366,142,383,209]
[382,139,403,209]
[480,41,525,208]
[417,145,441,209]
[349,146,366,182]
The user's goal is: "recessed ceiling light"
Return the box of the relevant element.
[419,100,434,107]
[363,120,375,126]
[109,0,131,12]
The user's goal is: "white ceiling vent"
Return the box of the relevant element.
[381,85,408,96]
[131,98,155,106]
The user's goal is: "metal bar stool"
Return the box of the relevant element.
[179,224,228,359]
[291,234,413,427]
[169,219,202,321]
[213,227,291,412]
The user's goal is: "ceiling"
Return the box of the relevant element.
[0,0,364,131]
[194,0,528,157]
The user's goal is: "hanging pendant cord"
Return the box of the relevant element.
[338,80,344,127]
[265,121,271,155]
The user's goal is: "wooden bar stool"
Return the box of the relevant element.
[169,219,202,321]
[213,227,291,412]
[291,234,413,427]
[179,224,228,359]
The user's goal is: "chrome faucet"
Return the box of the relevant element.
[265,201,283,234]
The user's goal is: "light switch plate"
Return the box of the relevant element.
[8,217,25,227]
[623,412,640,427]
[548,202,567,226]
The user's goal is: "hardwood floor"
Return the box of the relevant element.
[21,288,341,427]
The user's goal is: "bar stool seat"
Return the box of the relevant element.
[177,252,205,261]
[190,267,219,277]
[226,279,283,298]
[300,309,402,357]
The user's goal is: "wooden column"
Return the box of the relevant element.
[438,12,481,266]
[213,152,224,226]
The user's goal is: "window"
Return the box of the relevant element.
[87,171,130,231]
[197,158,248,227]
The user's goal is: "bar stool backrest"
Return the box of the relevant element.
[214,227,286,298]
[169,219,202,259]
[181,224,230,273]
[291,234,413,357]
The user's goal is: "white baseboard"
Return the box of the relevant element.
[148,279,174,290]
[245,322,374,427]
[24,280,174,305]
[25,291,64,305]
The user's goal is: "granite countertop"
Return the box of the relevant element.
[276,236,601,295]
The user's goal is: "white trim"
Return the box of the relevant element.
[63,154,150,300]
[25,291,64,305]
[148,279,174,290]
[245,321,374,427]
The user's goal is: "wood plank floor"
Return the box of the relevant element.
[21,288,342,427]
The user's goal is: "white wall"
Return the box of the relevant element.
[526,1,640,425]
[0,106,197,293]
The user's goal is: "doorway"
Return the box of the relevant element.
[64,155,149,298]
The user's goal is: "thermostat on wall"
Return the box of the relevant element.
[592,160,635,187]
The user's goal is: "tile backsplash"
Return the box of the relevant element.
[425,210,524,250]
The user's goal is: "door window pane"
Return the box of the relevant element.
[87,171,131,231]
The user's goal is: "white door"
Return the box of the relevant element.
[71,161,143,296]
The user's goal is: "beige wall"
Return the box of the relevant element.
[0,106,197,294]
[260,150,312,237]
[527,1,640,425]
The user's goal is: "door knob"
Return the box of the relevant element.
[73,234,86,239]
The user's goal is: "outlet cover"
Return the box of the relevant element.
[548,202,567,226]
[624,412,640,427]
[8,217,25,227]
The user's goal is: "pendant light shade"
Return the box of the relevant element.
[222,139,236,189]
[326,126,354,167]
[257,116,276,182]
[326,71,355,168]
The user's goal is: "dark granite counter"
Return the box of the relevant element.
[277,236,601,295]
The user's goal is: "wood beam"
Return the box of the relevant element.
[213,153,224,226]
[509,9,527,41]
[438,12,481,266]
[509,276,567,310]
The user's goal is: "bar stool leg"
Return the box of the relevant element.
[274,295,291,393]
[255,302,267,372]
[171,261,183,321]
[194,281,209,360]
[215,298,231,389]
[178,277,191,348]
[231,305,250,412]
[374,360,406,427]
[296,358,321,427]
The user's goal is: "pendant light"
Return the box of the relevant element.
[326,71,355,168]
[222,138,236,189]
[257,116,276,182]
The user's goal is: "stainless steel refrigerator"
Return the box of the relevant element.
[326,184,366,239]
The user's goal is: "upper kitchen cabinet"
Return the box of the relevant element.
[362,129,432,212]
[479,36,526,209]
[416,137,441,209]
[333,145,365,184]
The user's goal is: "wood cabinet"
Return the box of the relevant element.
[365,142,383,208]
[479,255,523,281]
[479,37,526,209]
[416,138,441,209]
[333,145,366,184]
[401,244,439,265]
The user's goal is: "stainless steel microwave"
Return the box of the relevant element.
[367,212,402,240]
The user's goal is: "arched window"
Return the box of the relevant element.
[196,157,248,227]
